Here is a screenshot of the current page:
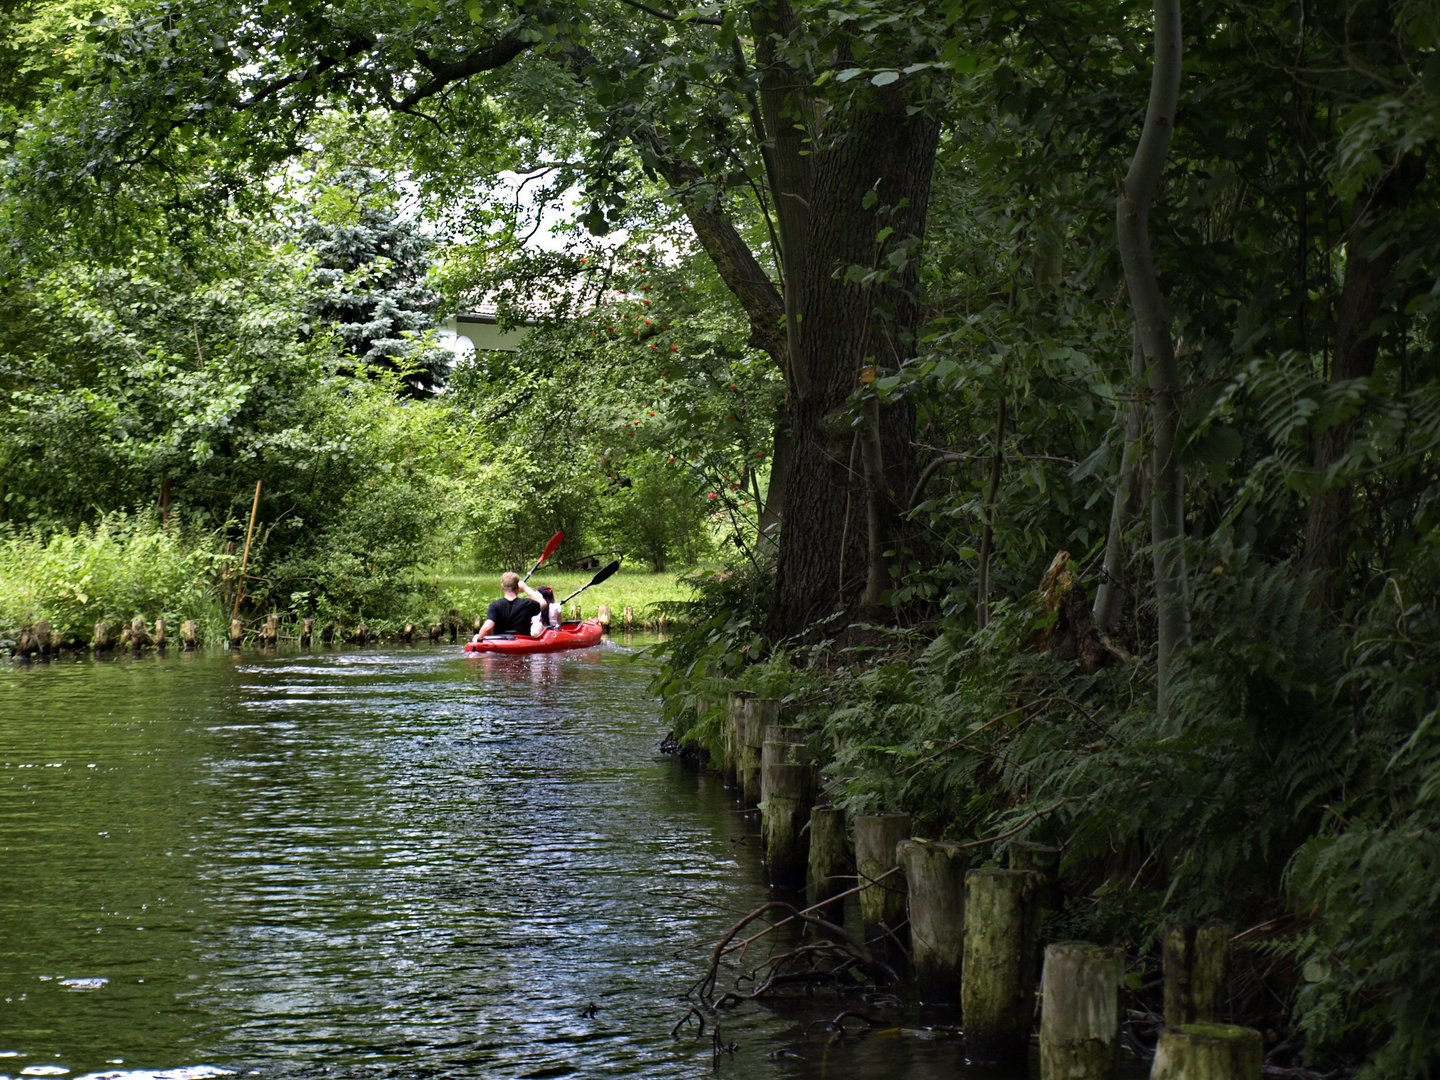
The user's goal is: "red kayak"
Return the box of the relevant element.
[463,620,604,655]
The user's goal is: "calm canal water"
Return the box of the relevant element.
[0,643,1014,1079]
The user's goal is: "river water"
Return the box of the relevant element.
[0,644,1017,1079]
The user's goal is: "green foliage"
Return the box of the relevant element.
[0,514,227,644]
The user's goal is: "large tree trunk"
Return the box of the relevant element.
[1301,169,1414,611]
[1117,0,1186,713]
[768,87,939,637]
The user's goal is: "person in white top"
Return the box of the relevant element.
[518,581,563,635]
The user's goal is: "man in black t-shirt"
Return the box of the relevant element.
[472,571,542,641]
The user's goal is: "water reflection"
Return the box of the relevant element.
[0,645,1034,1079]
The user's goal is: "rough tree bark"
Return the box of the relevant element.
[1116,0,1187,712]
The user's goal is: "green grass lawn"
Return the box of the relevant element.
[432,565,701,623]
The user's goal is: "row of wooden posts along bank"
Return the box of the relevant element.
[716,691,1263,1080]
[9,602,666,656]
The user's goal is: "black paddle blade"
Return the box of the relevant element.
[561,560,621,604]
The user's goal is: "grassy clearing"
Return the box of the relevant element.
[433,566,700,623]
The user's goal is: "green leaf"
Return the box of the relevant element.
[835,67,865,83]
[870,70,900,86]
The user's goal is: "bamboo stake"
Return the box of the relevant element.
[233,480,262,621]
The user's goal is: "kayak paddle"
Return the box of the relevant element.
[522,531,564,583]
[561,559,620,604]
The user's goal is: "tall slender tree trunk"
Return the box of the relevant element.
[1093,329,1146,633]
[1117,0,1187,712]
[1301,169,1415,611]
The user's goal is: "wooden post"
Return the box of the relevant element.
[1151,1024,1262,1080]
[129,615,147,649]
[1164,922,1232,1028]
[855,811,911,947]
[597,604,612,629]
[181,619,198,649]
[1010,840,1062,911]
[230,618,244,648]
[232,479,262,621]
[402,622,415,643]
[35,619,53,656]
[740,698,780,809]
[93,621,113,651]
[356,623,369,645]
[570,601,582,621]
[962,868,1045,1063]
[17,625,37,658]
[807,806,850,922]
[623,605,634,629]
[765,724,806,745]
[898,839,968,1004]
[448,619,457,644]
[760,741,816,889]
[1040,942,1124,1080]
[301,618,315,648]
[723,692,749,789]
[262,613,279,646]
[656,613,668,632]
[427,624,441,642]
[153,618,166,649]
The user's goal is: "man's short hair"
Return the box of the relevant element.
[501,571,520,590]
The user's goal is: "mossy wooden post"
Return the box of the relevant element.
[153,618,166,649]
[1164,922,1232,1028]
[623,605,634,629]
[765,724,806,745]
[16,625,37,658]
[35,619,52,656]
[597,605,612,629]
[898,839,968,1004]
[402,622,415,643]
[262,613,279,646]
[962,868,1044,1063]
[760,740,816,889]
[722,693,748,790]
[740,698,780,809]
[570,601,582,621]
[1151,1024,1262,1080]
[130,615,147,649]
[807,806,849,922]
[301,618,315,648]
[119,623,133,649]
[1011,840,1062,911]
[93,620,113,651]
[1040,942,1123,1080]
[356,623,369,645]
[855,811,911,950]
[229,618,243,648]
[181,619,198,650]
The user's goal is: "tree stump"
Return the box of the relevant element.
[181,620,198,649]
[760,741,816,889]
[1040,942,1124,1080]
[723,692,749,789]
[807,806,849,922]
[962,868,1045,1063]
[93,621,113,651]
[230,619,244,648]
[1164,922,1231,1028]
[1010,840,1062,911]
[597,605,612,629]
[739,698,780,809]
[302,618,315,648]
[47,627,62,653]
[898,838,968,1004]
[855,811,911,949]
[1151,1024,1262,1080]
[153,618,166,649]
